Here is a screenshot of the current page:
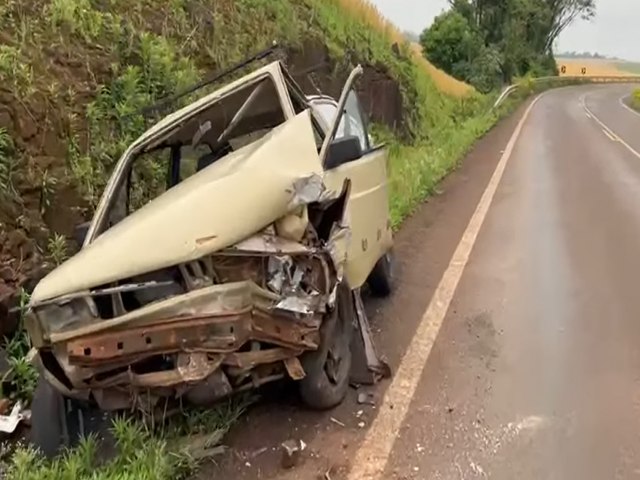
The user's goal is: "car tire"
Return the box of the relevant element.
[367,250,394,297]
[299,284,354,410]
[30,375,93,458]
[30,376,66,458]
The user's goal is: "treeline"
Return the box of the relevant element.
[557,51,614,59]
[420,0,595,92]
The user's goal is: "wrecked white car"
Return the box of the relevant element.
[25,58,394,455]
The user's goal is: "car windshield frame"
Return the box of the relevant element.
[85,69,292,245]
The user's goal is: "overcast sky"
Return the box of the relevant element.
[370,0,640,62]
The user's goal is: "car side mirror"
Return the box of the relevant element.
[325,136,363,170]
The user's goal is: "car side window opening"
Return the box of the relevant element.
[311,92,369,153]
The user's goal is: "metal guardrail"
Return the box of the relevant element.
[492,75,640,110]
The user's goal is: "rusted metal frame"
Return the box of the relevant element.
[90,353,225,389]
[223,347,302,369]
[67,308,321,366]
[50,280,278,343]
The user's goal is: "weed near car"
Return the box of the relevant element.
[3,400,249,480]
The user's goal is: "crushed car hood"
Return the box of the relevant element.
[31,111,324,304]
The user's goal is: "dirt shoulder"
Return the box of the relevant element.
[198,99,535,480]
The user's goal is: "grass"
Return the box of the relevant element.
[0,45,34,98]
[47,233,69,266]
[631,88,640,111]
[1,290,38,405]
[0,127,19,199]
[2,399,249,480]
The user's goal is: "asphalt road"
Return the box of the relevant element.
[208,84,640,480]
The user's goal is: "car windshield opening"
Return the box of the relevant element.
[96,75,287,237]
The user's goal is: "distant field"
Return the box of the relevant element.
[616,62,640,75]
[556,58,631,77]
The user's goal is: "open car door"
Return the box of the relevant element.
[321,66,393,289]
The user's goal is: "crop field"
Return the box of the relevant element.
[556,58,634,77]
[616,62,640,75]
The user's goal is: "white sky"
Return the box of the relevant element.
[370,0,640,62]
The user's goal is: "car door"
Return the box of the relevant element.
[320,69,393,289]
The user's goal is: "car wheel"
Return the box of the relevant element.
[367,250,394,297]
[299,284,354,410]
[30,376,89,458]
[30,376,67,458]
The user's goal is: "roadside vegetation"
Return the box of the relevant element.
[0,0,591,477]
[631,89,640,111]
[420,0,596,92]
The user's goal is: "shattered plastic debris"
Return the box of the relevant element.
[280,438,307,469]
[267,256,292,294]
[275,293,320,315]
[326,224,351,280]
[232,234,312,255]
[267,255,324,314]
[357,391,376,406]
[0,401,25,433]
[288,174,328,209]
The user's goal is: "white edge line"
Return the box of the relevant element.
[346,93,546,480]
[583,96,640,160]
[602,129,617,142]
[619,94,640,118]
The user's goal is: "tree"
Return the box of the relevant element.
[419,10,482,78]
[420,0,595,89]
[544,0,596,50]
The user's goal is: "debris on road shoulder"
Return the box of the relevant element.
[330,417,346,427]
[357,391,375,406]
[280,438,307,469]
[0,401,26,434]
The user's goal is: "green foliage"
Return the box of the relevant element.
[0,127,19,198]
[3,400,250,480]
[0,45,33,98]
[419,10,482,80]
[49,0,107,41]
[632,89,640,111]
[2,290,38,404]
[39,170,58,216]
[421,0,593,89]
[47,233,69,266]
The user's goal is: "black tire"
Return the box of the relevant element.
[367,251,394,297]
[30,376,66,458]
[299,285,354,410]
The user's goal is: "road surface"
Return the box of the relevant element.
[207,84,640,480]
